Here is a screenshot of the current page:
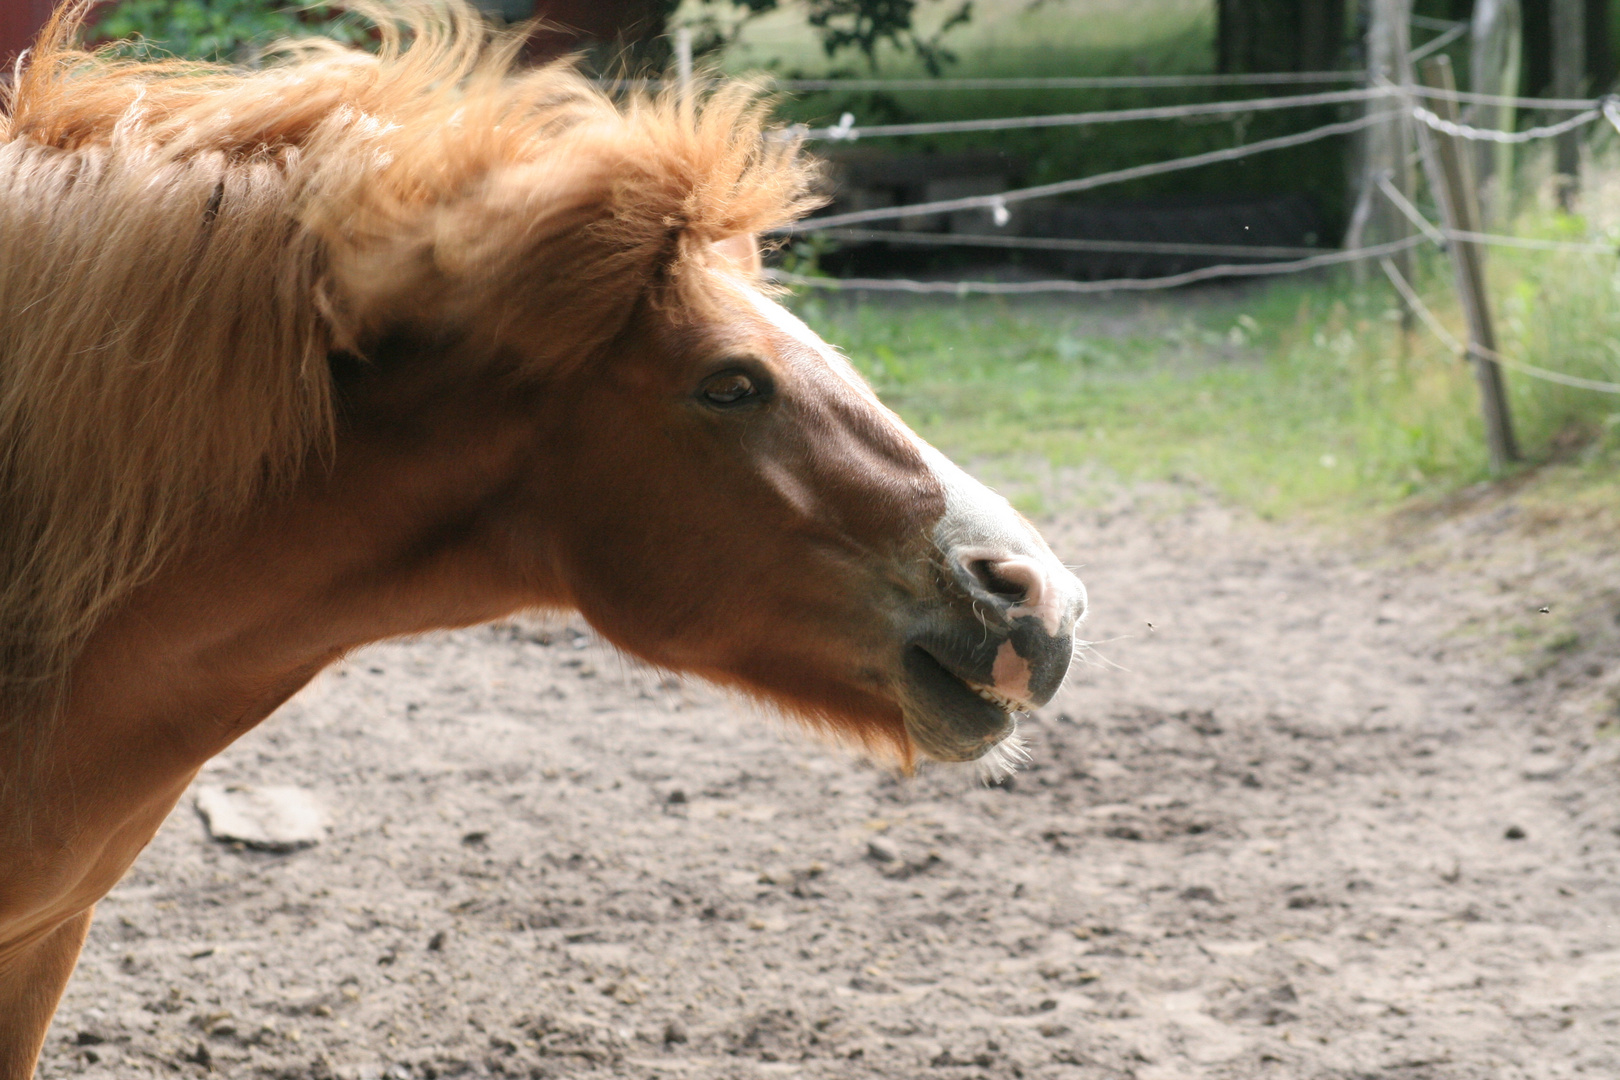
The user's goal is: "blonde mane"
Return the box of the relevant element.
[0,1,819,727]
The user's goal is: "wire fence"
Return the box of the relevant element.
[599,71,1370,93]
[1410,101,1610,144]
[1379,258,1620,393]
[801,86,1391,141]
[759,23,1620,399]
[1375,165,1618,255]
[780,112,1395,232]
[1405,85,1601,111]
[768,235,1427,295]
[813,229,1325,260]
[776,71,1369,92]
[1407,20,1469,63]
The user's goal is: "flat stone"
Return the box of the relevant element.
[865,838,898,863]
[194,785,324,852]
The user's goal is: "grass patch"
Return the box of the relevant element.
[716,0,1212,79]
[791,277,1481,519]
[790,213,1620,522]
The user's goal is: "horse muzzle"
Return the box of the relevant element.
[898,538,1087,763]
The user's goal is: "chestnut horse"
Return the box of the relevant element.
[0,3,1085,1071]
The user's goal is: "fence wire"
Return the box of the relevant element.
[781,111,1395,233]
[1374,174,1619,255]
[1373,173,1449,247]
[769,236,1425,295]
[1410,14,1465,31]
[1379,259,1620,394]
[1410,102,1608,144]
[1407,20,1470,63]
[814,228,1324,260]
[776,72,1369,92]
[1405,85,1602,111]
[802,87,1391,141]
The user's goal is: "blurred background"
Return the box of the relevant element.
[4,0,1619,523]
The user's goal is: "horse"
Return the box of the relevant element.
[0,4,1086,1072]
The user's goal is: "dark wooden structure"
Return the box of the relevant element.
[1216,0,1349,72]
[509,0,674,65]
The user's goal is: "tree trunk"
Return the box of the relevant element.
[1217,0,1347,73]
[1351,0,1414,288]
[1471,0,1522,223]
[1552,0,1585,205]
[1522,0,1611,97]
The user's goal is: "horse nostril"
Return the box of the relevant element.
[967,557,1038,606]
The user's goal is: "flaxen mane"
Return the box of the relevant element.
[0,1,819,728]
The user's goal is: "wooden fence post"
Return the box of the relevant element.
[1418,55,1520,472]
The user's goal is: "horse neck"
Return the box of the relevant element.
[60,355,557,768]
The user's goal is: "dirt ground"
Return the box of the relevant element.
[36,478,1620,1080]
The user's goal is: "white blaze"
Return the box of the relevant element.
[742,285,1085,643]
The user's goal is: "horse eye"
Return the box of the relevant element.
[700,371,761,407]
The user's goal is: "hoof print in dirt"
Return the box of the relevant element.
[523,1014,627,1065]
[865,839,942,879]
[1233,983,1302,1027]
[731,1007,813,1062]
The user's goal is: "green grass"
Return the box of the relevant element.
[788,206,1620,522]
[712,0,1212,77]
[792,279,1477,519]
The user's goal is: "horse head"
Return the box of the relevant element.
[306,80,1086,773]
[547,247,1088,769]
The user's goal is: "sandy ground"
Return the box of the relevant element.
[35,480,1620,1080]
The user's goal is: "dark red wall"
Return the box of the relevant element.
[1,0,59,66]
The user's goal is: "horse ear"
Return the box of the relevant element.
[711,233,762,277]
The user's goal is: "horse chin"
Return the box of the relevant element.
[897,645,1022,763]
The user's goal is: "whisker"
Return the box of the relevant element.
[1071,637,1129,673]
[974,719,1030,785]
